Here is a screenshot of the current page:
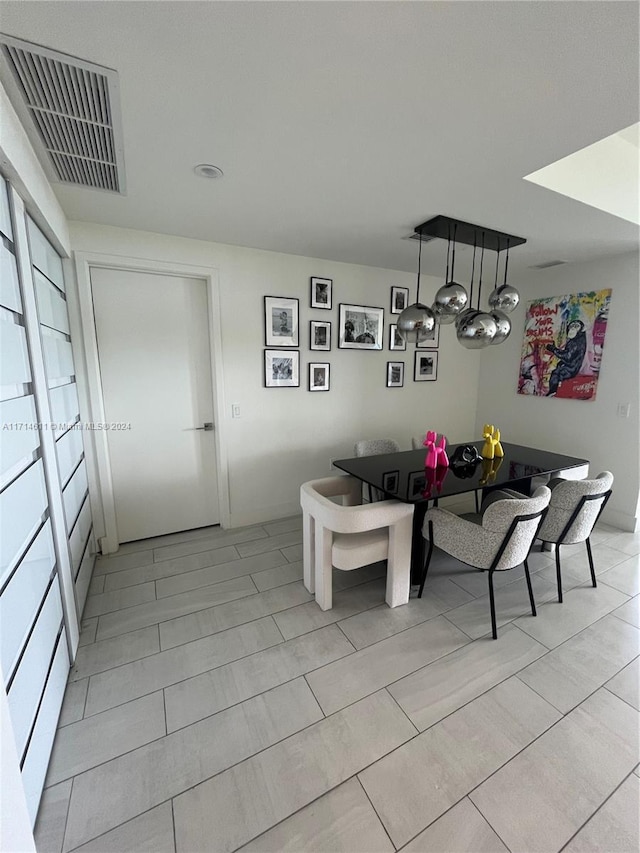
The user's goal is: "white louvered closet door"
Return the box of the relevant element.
[29,218,97,616]
[0,181,70,824]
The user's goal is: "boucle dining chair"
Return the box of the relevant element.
[419,485,551,638]
[354,438,401,502]
[300,475,414,611]
[536,471,613,602]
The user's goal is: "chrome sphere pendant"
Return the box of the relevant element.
[488,284,520,313]
[489,310,511,345]
[433,282,468,322]
[454,308,481,330]
[432,302,456,325]
[397,302,436,343]
[456,311,498,349]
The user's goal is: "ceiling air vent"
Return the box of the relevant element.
[529,260,567,270]
[0,34,125,193]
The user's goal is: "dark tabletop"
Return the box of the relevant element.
[333,442,589,504]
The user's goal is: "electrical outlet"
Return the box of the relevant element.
[617,402,630,418]
[232,404,241,418]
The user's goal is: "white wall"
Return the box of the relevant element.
[476,250,640,531]
[69,222,482,527]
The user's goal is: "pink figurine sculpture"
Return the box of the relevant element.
[423,431,449,469]
[423,430,438,469]
[435,434,449,468]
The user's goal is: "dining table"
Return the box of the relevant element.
[333,441,589,584]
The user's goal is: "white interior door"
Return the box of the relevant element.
[90,268,219,543]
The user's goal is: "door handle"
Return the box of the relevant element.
[194,422,214,431]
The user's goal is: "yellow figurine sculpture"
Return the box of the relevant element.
[481,424,496,459]
[493,426,504,458]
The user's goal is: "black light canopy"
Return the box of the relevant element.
[413,215,526,252]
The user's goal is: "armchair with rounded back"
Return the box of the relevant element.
[419,485,551,638]
[354,438,401,502]
[536,471,613,602]
[300,475,414,612]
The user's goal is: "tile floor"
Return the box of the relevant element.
[34,506,639,852]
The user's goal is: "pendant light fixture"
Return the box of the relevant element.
[488,238,520,314]
[399,215,525,349]
[488,240,513,345]
[432,225,468,325]
[456,233,498,349]
[397,227,436,343]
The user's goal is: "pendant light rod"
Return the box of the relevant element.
[469,236,477,311]
[416,229,423,304]
[450,223,458,283]
[477,232,485,311]
[503,238,511,286]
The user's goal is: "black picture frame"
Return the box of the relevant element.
[264,296,299,347]
[386,361,404,388]
[338,303,384,350]
[264,349,300,387]
[309,362,330,391]
[391,286,409,314]
[414,350,438,382]
[416,323,440,348]
[382,470,400,494]
[389,324,406,351]
[408,471,427,498]
[310,277,332,310]
[310,320,331,351]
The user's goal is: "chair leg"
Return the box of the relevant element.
[524,559,537,617]
[302,511,315,594]
[488,570,498,639]
[385,513,412,607]
[418,521,434,599]
[314,525,333,611]
[555,545,563,603]
[585,538,597,587]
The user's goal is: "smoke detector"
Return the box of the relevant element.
[194,164,224,179]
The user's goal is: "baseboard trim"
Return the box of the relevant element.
[227,502,302,529]
[601,507,638,533]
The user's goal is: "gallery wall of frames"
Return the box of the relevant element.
[262,277,439,392]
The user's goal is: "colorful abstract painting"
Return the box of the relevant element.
[518,289,611,401]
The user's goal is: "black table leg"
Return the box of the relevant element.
[410,502,429,585]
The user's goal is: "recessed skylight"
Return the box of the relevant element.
[524,122,639,225]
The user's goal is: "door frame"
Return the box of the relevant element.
[71,252,230,553]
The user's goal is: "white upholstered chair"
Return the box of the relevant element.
[300,475,414,611]
[419,485,551,638]
[354,438,401,502]
[536,471,613,602]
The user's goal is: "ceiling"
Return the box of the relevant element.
[0,1,638,277]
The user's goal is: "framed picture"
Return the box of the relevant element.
[310,320,331,351]
[414,351,438,382]
[264,296,299,347]
[408,471,427,498]
[309,362,330,391]
[391,286,409,315]
[264,349,299,387]
[386,361,404,388]
[416,323,440,348]
[389,324,406,351]
[382,470,400,494]
[310,277,332,310]
[338,303,384,350]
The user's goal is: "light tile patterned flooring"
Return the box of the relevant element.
[35,507,639,852]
